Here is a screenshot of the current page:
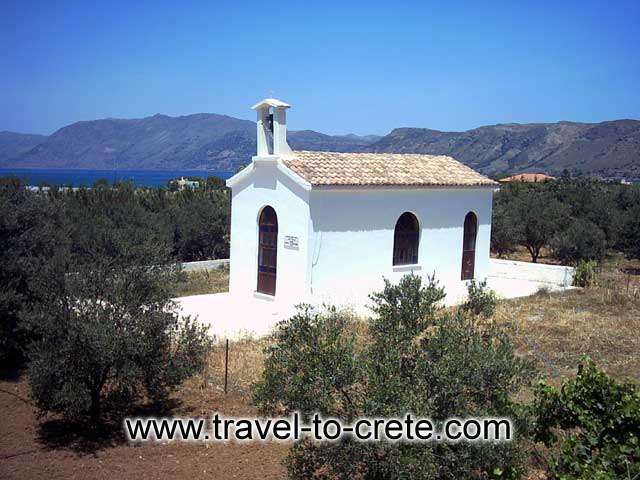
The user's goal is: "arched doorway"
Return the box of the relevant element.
[257,206,278,295]
[461,212,477,280]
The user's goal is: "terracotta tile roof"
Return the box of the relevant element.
[282,151,497,187]
[498,173,556,183]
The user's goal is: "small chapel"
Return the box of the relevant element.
[225,98,498,309]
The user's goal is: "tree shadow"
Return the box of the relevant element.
[36,397,183,455]
[621,267,640,276]
[0,360,26,382]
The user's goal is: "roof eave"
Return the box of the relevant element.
[309,183,499,191]
[251,98,291,110]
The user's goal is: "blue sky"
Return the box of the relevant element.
[1,0,639,136]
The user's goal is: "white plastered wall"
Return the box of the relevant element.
[307,186,495,309]
[228,161,312,306]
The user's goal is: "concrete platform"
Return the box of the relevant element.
[174,259,575,340]
[174,292,297,340]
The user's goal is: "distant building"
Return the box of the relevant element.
[498,173,556,183]
[176,177,200,190]
[224,97,498,310]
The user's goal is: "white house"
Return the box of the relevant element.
[176,177,200,190]
[225,98,498,311]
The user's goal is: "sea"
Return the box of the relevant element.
[0,168,234,188]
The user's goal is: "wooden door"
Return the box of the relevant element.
[461,212,477,280]
[257,206,278,295]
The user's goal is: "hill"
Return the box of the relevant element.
[7,114,257,171]
[1,114,378,171]
[0,131,48,163]
[367,120,640,180]
[288,130,379,152]
[2,114,639,180]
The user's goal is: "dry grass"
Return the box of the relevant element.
[204,336,271,396]
[169,268,229,297]
[176,335,271,418]
[496,258,640,384]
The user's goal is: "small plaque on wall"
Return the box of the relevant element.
[284,235,299,250]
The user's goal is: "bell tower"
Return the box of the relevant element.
[251,97,292,157]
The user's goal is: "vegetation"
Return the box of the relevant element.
[255,276,535,479]
[550,218,607,265]
[0,177,216,421]
[533,358,640,479]
[572,259,598,287]
[57,177,229,263]
[253,268,640,478]
[461,279,498,317]
[0,177,64,368]
[26,257,211,423]
[28,189,212,422]
[0,177,228,370]
[622,203,640,260]
[492,177,640,263]
[497,257,640,383]
[168,268,230,297]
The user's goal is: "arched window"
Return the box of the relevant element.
[461,212,478,280]
[257,206,278,295]
[393,212,420,266]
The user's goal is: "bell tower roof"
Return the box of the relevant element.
[251,98,291,110]
[251,96,293,156]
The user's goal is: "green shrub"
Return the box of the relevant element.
[535,286,551,297]
[461,279,498,318]
[572,259,598,287]
[254,274,535,479]
[253,304,358,417]
[532,358,640,479]
[551,218,606,265]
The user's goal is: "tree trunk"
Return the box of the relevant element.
[89,387,101,424]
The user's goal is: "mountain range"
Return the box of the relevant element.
[369,120,640,180]
[0,131,48,163]
[1,114,639,180]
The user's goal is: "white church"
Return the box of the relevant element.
[224,98,498,311]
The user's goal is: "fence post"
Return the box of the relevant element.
[224,338,229,395]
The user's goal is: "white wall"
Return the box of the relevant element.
[181,259,229,271]
[489,259,575,287]
[228,161,311,305]
[308,187,495,309]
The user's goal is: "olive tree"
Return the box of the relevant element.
[621,203,640,260]
[0,178,64,368]
[25,189,211,423]
[511,189,568,263]
[551,218,606,264]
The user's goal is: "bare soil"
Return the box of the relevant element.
[0,339,287,480]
